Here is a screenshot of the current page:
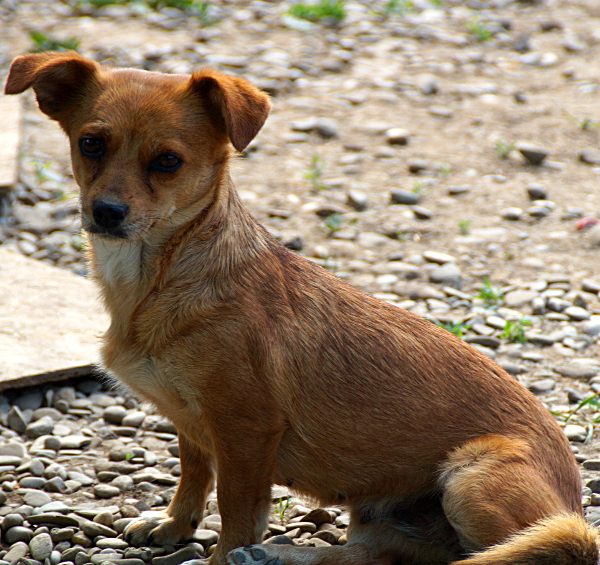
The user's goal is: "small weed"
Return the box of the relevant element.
[477,277,504,307]
[125,452,134,461]
[381,0,414,18]
[288,0,345,23]
[80,0,127,7]
[274,498,292,525]
[411,182,427,196]
[144,0,216,22]
[550,395,600,441]
[458,219,471,235]
[494,140,515,159]
[501,318,531,343]
[437,163,452,178]
[304,155,328,193]
[29,31,80,53]
[466,17,495,42]
[562,110,600,132]
[437,320,471,339]
[324,213,343,236]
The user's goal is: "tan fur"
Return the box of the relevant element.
[5,53,598,565]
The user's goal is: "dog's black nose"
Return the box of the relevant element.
[92,200,129,229]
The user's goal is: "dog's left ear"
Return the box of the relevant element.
[188,69,272,152]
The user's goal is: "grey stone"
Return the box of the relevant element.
[4,541,29,564]
[302,508,335,525]
[3,513,24,529]
[45,476,70,493]
[120,411,146,428]
[412,206,433,220]
[39,501,72,514]
[504,290,538,308]
[579,148,600,166]
[407,158,428,174]
[81,520,118,538]
[26,417,55,439]
[44,437,61,452]
[111,476,134,492]
[7,406,27,434]
[526,183,547,200]
[23,490,52,507]
[422,251,456,265]
[19,477,46,489]
[346,190,368,212]
[192,529,219,548]
[60,435,92,450]
[5,526,33,544]
[29,533,53,561]
[527,379,556,394]
[501,207,523,221]
[44,464,67,480]
[0,455,23,466]
[554,365,599,380]
[95,539,129,550]
[103,406,127,425]
[385,128,410,145]
[151,546,200,565]
[516,142,549,165]
[564,424,587,442]
[94,484,121,499]
[27,514,79,528]
[0,443,26,458]
[67,471,95,486]
[429,263,462,289]
[564,306,591,321]
[14,392,44,411]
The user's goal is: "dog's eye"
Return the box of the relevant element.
[151,154,182,173]
[79,137,105,158]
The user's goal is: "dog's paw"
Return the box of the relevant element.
[123,511,193,546]
[226,546,284,565]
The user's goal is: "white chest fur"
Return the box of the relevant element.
[92,237,143,288]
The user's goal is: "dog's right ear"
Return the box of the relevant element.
[4,51,99,126]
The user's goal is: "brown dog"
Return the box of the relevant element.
[5,52,599,565]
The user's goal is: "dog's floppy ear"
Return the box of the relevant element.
[189,69,272,152]
[4,51,99,125]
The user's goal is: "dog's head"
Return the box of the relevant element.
[5,52,271,240]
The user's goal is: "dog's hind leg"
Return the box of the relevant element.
[438,434,569,552]
[226,509,457,565]
[125,433,215,546]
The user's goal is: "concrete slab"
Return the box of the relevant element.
[0,96,22,189]
[0,248,109,390]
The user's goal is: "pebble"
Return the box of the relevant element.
[151,547,200,565]
[390,189,420,205]
[428,263,462,288]
[23,491,52,507]
[94,484,121,498]
[579,149,600,166]
[385,128,410,145]
[501,207,523,221]
[564,424,588,442]
[29,533,53,560]
[516,142,549,165]
[555,365,599,380]
[5,526,34,544]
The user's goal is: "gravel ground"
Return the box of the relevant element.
[2,0,600,562]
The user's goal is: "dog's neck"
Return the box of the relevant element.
[87,173,268,332]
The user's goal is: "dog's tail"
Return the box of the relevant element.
[449,512,598,565]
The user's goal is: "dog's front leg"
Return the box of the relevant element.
[209,425,282,565]
[125,433,215,546]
